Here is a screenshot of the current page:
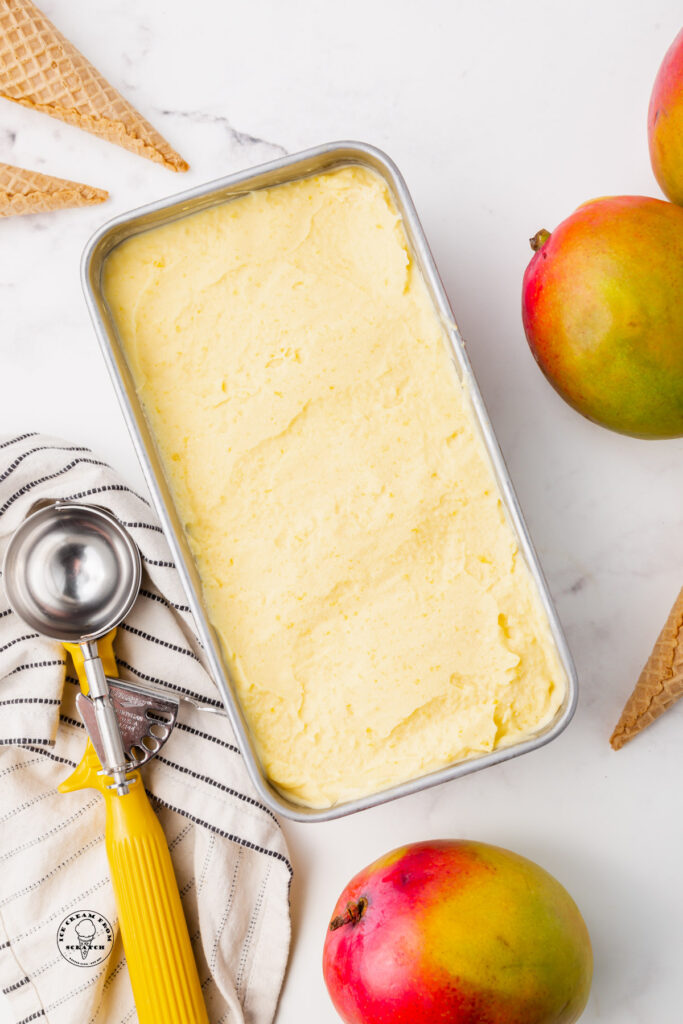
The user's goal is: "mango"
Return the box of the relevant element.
[649,29,683,206]
[322,840,592,1024]
[522,196,683,438]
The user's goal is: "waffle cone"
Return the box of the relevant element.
[0,0,188,172]
[0,161,107,216]
[611,587,683,749]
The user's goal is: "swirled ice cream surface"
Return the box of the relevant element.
[103,165,566,807]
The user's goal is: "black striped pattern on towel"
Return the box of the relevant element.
[0,433,291,1024]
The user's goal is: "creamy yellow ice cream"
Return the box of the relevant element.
[103,165,566,807]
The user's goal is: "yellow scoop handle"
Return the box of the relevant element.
[59,635,209,1024]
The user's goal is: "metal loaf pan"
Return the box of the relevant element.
[82,141,578,822]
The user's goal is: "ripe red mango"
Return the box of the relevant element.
[522,196,683,438]
[322,840,592,1024]
[649,28,683,205]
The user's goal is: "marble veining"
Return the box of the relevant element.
[155,108,288,157]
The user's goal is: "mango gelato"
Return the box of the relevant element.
[103,165,566,807]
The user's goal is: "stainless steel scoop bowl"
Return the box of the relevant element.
[4,501,141,641]
[3,501,142,794]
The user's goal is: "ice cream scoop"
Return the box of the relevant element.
[2,500,208,1024]
[3,500,140,793]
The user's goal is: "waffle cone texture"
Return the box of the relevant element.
[611,587,683,749]
[0,0,188,171]
[0,161,107,215]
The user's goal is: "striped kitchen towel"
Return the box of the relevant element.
[0,432,292,1024]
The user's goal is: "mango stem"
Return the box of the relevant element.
[329,897,368,931]
[529,228,551,252]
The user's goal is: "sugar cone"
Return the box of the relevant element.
[0,0,188,172]
[610,587,683,749]
[0,161,107,215]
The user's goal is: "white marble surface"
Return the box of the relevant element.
[2,1,683,1021]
